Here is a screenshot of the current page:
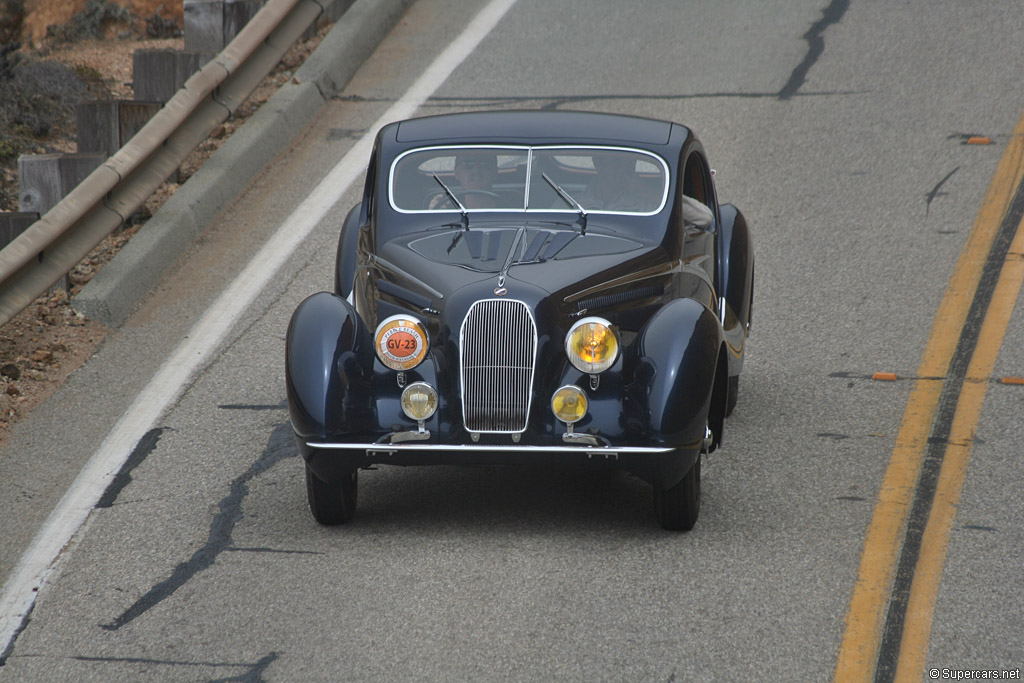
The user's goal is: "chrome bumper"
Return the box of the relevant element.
[306,441,676,458]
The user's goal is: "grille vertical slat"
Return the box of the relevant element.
[460,299,537,433]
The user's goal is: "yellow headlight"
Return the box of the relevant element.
[375,315,429,371]
[401,382,438,421]
[565,317,619,373]
[551,385,588,424]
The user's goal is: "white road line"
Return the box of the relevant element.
[0,0,518,655]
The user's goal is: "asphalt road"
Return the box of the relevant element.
[2,0,1023,680]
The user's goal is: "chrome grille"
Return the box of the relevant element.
[460,299,538,433]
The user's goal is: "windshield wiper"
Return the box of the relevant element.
[541,172,587,235]
[433,174,469,231]
[497,223,528,289]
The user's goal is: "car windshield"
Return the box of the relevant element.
[389,145,669,216]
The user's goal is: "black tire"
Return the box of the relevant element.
[725,374,739,417]
[305,464,357,525]
[653,456,701,531]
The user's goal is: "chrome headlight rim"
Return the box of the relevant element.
[401,381,439,421]
[564,316,620,374]
[551,384,588,424]
[374,314,429,371]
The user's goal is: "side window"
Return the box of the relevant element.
[682,153,708,205]
[680,153,715,231]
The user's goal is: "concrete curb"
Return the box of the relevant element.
[74,0,415,328]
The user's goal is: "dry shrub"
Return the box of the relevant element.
[46,0,134,43]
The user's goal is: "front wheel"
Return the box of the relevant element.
[653,456,701,531]
[305,464,357,525]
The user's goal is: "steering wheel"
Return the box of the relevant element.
[424,189,502,209]
[460,190,502,200]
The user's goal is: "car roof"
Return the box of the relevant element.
[390,110,680,148]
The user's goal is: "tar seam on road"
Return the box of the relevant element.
[101,424,294,631]
[926,167,959,215]
[873,169,1024,681]
[778,0,850,100]
[95,428,166,509]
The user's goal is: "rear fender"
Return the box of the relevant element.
[716,203,754,373]
[285,292,374,442]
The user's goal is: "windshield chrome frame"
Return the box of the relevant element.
[388,144,670,217]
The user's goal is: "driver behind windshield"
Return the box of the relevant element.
[579,152,662,212]
[429,151,500,209]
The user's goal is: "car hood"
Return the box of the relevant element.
[376,222,656,301]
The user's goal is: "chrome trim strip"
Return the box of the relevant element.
[563,259,715,305]
[563,261,679,303]
[307,441,675,454]
[389,144,670,216]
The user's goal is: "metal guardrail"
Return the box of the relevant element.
[0,0,326,327]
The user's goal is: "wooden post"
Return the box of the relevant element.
[17,154,105,215]
[16,155,106,295]
[223,0,263,44]
[76,101,162,157]
[132,49,209,103]
[184,0,264,54]
[0,212,40,251]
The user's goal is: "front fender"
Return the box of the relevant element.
[334,203,362,298]
[285,292,374,441]
[630,298,722,449]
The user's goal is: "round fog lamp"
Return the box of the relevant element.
[401,382,438,421]
[551,385,588,424]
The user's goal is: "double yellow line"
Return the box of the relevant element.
[835,111,1024,681]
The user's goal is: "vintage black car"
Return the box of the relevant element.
[286,110,754,530]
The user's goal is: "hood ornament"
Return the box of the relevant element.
[495,273,507,296]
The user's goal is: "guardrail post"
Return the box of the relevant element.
[132,49,210,103]
[17,155,106,216]
[17,154,107,293]
[224,0,264,43]
[184,0,225,53]
[0,213,40,252]
[185,0,264,54]
[76,101,163,158]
